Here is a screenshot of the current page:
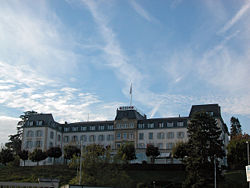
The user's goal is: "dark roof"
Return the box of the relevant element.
[115,109,146,120]
[189,104,221,117]
[25,113,56,126]
[67,120,114,126]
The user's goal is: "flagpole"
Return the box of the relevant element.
[130,83,132,106]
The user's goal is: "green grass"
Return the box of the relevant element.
[217,170,248,188]
[0,165,76,186]
[0,165,248,188]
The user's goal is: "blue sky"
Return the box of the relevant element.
[0,0,250,144]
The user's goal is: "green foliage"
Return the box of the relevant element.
[117,142,136,163]
[230,117,242,139]
[72,144,133,187]
[18,150,28,166]
[29,149,47,166]
[227,134,250,169]
[172,141,188,161]
[47,147,62,164]
[183,112,225,188]
[146,144,160,163]
[63,145,80,163]
[0,148,14,165]
[5,134,22,155]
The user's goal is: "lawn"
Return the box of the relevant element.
[0,165,248,188]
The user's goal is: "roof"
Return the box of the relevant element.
[25,113,57,126]
[115,109,146,120]
[189,104,221,117]
[67,120,114,126]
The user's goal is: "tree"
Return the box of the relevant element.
[227,134,250,169]
[6,111,37,154]
[117,142,136,163]
[183,112,225,188]
[63,145,80,164]
[0,148,14,165]
[29,149,47,166]
[18,150,29,166]
[5,134,22,155]
[146,144,160,164]
[230,117,242,139]
[70,144,133,187]
[47,146,62,164]
[172,141,188,161]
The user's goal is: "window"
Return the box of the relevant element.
[27,131,34,137]
[123,133,127,139]
[159,122,164,128]
[58,135,61,141]
[129,123,134,128]
[72,135,78,142]
[26,141,33,149]
[167,132,174,139]
[166,143,174,149]
[36,120,43,126]
[29,121,33,126]
[89,135,96,142]
[64,127,69,132]
[139,133,144,140]
[157,143,163,149]
[116,133,121,140]
[50,131,54,139]
[107,134,114,141]
[99,125,105,130]
[90,126,96,131]
[167,122,174,127]
[36,130,42,137]
[138,123,144,129]
[138,143,145,148]
[72,127,78,131]
[98,135,104,141]
[64,136,69,143]
[80,135,87,142]
[49,142,53,148]
[177,132,185,139]
[108,125,113,130]
[148,123,154,128]
[206,111,214,116]
[116,124,121,129]
[129,133,134,139]
[149,132,153,139]
[177,122,184,127]
[116,143,121,149]
[81,126,87,131]
[35,140,43,148]
[157,132,164,139]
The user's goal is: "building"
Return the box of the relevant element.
[21,104,229,166]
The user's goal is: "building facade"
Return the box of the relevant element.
[21,104,229,166]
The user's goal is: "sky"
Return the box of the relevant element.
[0,0,250,144]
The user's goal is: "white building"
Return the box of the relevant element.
[21,104,229,166]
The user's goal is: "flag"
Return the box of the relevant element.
[130,83,132,94]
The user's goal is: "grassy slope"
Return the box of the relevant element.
[0,165,76,186]
[0,165,248,187]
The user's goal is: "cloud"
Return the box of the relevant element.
[219,1,250,34]
[0,116,19,145]
[130,0,157,23]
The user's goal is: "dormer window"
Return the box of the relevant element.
[177,122,184,127]
[90,126,96,131]
[167,122,173,127]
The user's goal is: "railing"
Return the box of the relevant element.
[0,181,59,188]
